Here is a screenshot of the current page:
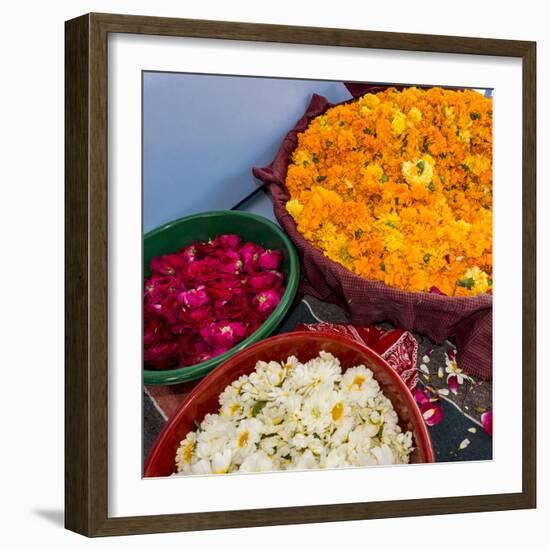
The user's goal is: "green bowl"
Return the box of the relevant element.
[143,211,300,385]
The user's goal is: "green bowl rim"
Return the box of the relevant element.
[143,210,300,386]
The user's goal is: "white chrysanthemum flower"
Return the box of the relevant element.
[327,390,349,425]
[300,387,337,435]
[230,374,250,395]
[291,433,325,456]
[261,360,286,386]
[329,416,355,447]
[323,446,350,469]
[195,415,234,460]
[211,450,233,474]
[342,365,373,390]
[239,450,275,472]
[281,355,300,372]
[218,386,245,419]
[258,433,283,456]
[175,432,197,474]
[348,423,378,450]
[282,393,303,419]
[291,449,318,470]
[241,361,283,401]
[173,352,414,476]
[232,418,263,455]
[219,384,240,406]
[371,444,396,465]
[190,458,212,475]
[291,352,342,395]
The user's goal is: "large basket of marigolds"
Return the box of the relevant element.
[253,84,493,380]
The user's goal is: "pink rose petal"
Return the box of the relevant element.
[252,289,282,315]
[178,285,210,309]
[481,410,493,436]
[420,402,444,426]
[414,386,431,406]
[217,234,241,250]
[220,250,243,275]
[258,249,283,270]
[239,242,263,273]
[448,375,459,394]
[429,286,446,295]
[247,271,283,291]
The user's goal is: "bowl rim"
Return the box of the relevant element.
[143,210,300,385]
[143,330,435,476]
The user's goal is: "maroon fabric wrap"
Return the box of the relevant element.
[252,91,493,380]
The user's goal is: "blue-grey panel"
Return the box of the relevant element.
[143,73,352,232]
[235,188,279,225]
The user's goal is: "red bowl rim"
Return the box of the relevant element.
[144,330,435,476]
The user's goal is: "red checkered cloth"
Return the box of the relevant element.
[295,322,418,391]
[252,91,492,380]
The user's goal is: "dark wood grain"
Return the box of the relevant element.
[65,14,91,535]
[521,41,537,509]
[65,12,537,537]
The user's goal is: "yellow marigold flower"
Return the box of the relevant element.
[402,157,434,187]
[360,105,371,117]
[286,199,304,219]
[381,228,405,252]
[464,154,491,176]
[407,106,422,126]
[461,266,491,293]
[391,111,407,136]
[360,93,380,108]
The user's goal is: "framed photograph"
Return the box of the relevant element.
[65,12,536,537]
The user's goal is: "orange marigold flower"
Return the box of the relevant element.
[284,86,492,295]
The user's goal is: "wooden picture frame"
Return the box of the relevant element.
[65,12,536,537]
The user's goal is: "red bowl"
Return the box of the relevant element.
[144,331,435,477]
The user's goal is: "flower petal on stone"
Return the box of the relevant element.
[414,386,431,406]
[420,402,444,426]
[481,410,493,436]
[448,375,459,394]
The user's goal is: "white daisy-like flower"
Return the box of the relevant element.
[173,352,414,476]
[232,418,263,455]
[281,354,300,373]
[258,433,283,456]
[445,354,473,385]
[371,443,396,465]
[300,387,337,435]
[291,449,318,470]
[260,360,286,387]
[175,432,197,474]
[211,450,233,474]
[342,365,379,405]
[239,450,275,473]
[292,353,342,395]
[219,387,245,419]
[329,416,355,447]
[190,458,212,475]
[195,416,234,460]
[323,446,350,469]
[230,374,249,395]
